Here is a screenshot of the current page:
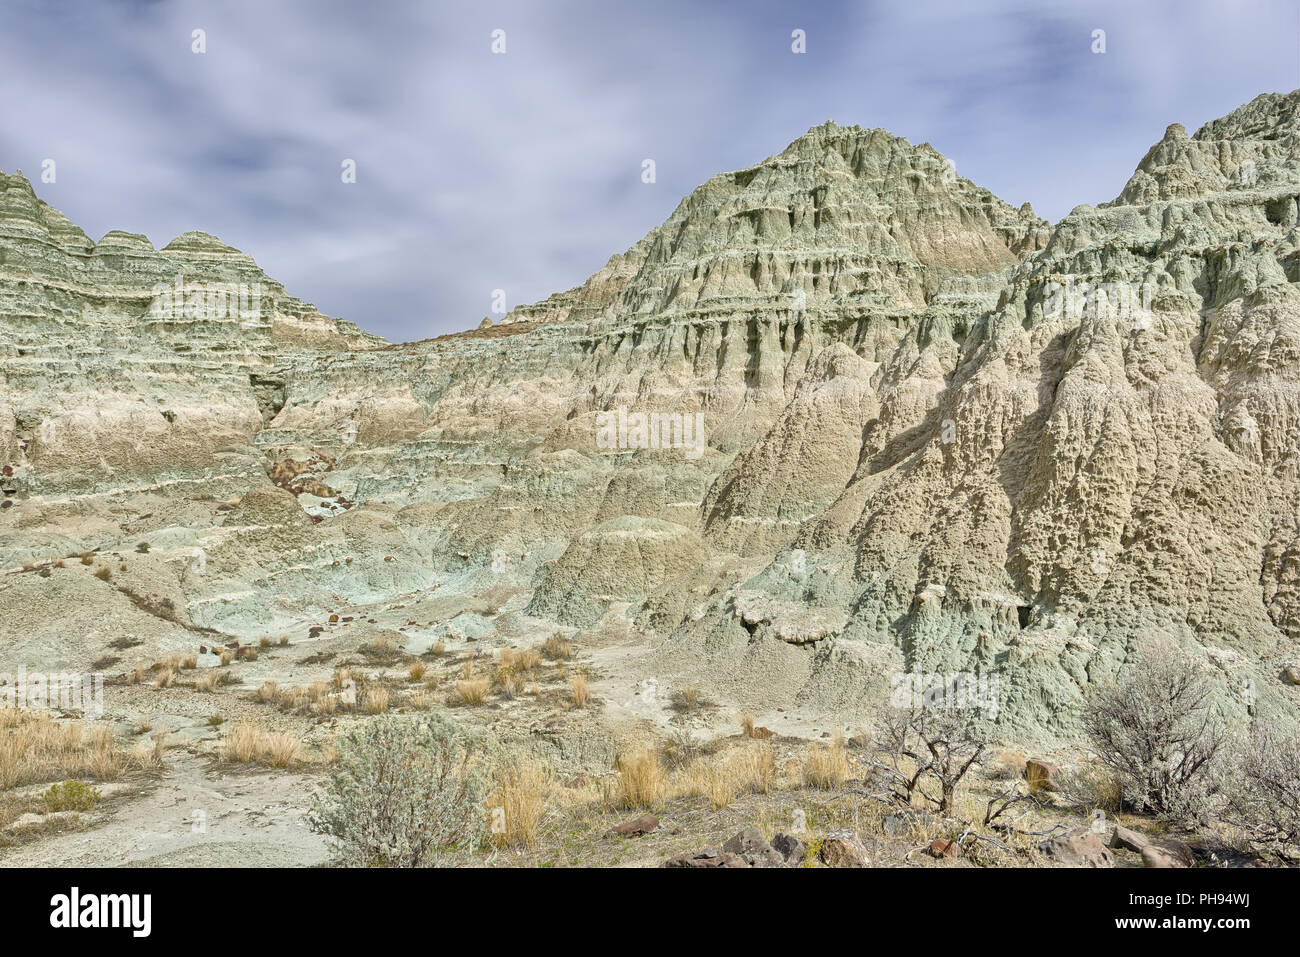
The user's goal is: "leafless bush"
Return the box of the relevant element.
[1082,643,1228,819]
[1228,727,1300,860]
[871,706,986,814]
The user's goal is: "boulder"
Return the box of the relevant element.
[721,827,785,867]
[1039,826,1114,867]
[1109,824,1150,853]
[770,832,806,864]
[1025,759,1060,792]
[662,849,749,868]
[928,838,960,858]
[1141,840,1195,869]
[819,829,870,867]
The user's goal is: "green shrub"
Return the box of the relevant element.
[307,714,489,867]
[42,780,100,812]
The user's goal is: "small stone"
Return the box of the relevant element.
[771,832,805,863]
[722,827,785,867]
[928,838,959,858]
[1039,826,1114,867]
[1142,840,1195,868]
[609,814,659,837]
[1109,824,1150,853]
[819,829,870,868]
[1025,759,1059,792]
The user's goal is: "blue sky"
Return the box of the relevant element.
[2,0,1297,342]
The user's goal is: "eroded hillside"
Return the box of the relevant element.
[4,92,1300,744]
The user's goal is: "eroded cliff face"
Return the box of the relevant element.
[3,94,1298,741]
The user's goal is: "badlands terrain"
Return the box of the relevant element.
[2,90,1299,867]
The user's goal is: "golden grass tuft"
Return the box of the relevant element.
[613,747,662,809]
[407,660,428,682]
[0,712,123,789]
[361,686,390,714]
[488,757,551,849]
[223,721,300,767]
[451,678,490,706]
[802,732,850,790]
[569,670,590,709]
[540,633,573,660]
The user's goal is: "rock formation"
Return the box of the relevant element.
[4,91,1300,742]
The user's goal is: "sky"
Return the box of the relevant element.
[1,0,1297,342]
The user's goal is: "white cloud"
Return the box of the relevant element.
[1,0,1295,341]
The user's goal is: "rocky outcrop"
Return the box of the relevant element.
[4,93,1300,741]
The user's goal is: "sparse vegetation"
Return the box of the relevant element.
[0,712,122,790]
[569,670,590,708]
[224,721,300,767]
[613,747,662,809]
[488,756,550,849]
[1083,643,1228,819]
[308,714,489,867]
[42,779,100,812]
[803,732,851,790]
[541,633,572,661]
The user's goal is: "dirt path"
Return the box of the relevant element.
[0,753,327,868]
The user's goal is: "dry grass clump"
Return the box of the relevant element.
[223,721,300,767]
[272,682,340,714]
[0,711,123,789]
[496,668,524,699]
[407,660,428,682]
[612,747,663,809]
[987,747,1028,781]
[94,566,113,582]
[431,639,447,657]
[361,686,390,715]
[130,731,169,769]
[487,757,551,849]
[411,691,437,710]
[803,732,851,790]
[152,668,176,689]
[670,686,709,712]
[218,648,235,666]
[451,678,490,707]
[671,743,776,809]
[513,648,542,673]
[361,635,402,661]
[194,670,220,693]
[541,633,573,661]
[570,670,590,709]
